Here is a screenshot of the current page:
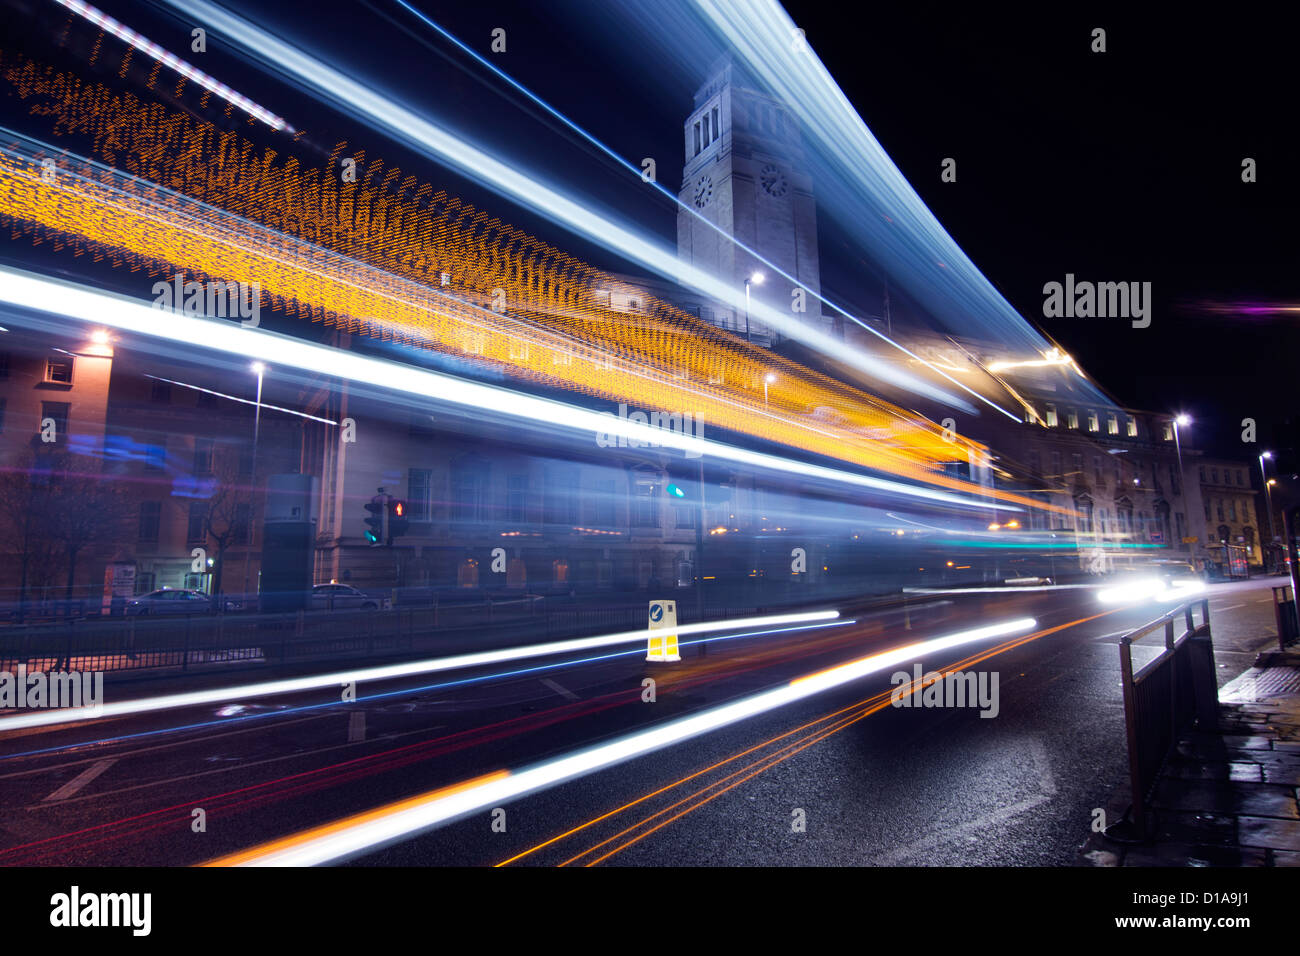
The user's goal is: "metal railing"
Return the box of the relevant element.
[1115,598,1218,837]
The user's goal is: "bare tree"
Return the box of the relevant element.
[198,455,254,606]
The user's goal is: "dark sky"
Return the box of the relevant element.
[4,1,1297,463]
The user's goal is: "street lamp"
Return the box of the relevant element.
[744,271,764,342]
[1261,451,1279,569]
[1170,414,1190,553]
[243,362,267,599]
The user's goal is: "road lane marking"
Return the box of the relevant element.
[42,759,117,802]
[1214,603,1246,612]
[540,678,580,702]
[348,712,366,743]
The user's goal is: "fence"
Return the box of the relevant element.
[1115,598,1218,837]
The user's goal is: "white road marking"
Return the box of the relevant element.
[540,678,580,702]
[348,712,366,743]
[1214,604,1245,612]
[42,758,117,802]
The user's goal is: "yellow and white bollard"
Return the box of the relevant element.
[646,599,680,662]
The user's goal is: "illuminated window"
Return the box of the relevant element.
[1162,422,1174,441]
[1045,404,1058,427]
[1126,417,1137,437]
[1107,413,1119,435]
[1087,410,1099,432]
[1066,409,1079,429]
[44,357,73,384]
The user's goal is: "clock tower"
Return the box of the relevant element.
[676,58,825,345]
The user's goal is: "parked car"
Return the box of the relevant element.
[125,588,215,616]
[311,584,381,611]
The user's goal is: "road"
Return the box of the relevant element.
[0,576,1283,866]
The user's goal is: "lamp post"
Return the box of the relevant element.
[1173,414,1190,552]
[242,362,267,600]
[1261,452,1278,570]
[744,271,764,342]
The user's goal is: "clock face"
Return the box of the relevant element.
[693,175,714,209]
[760,164,788,197]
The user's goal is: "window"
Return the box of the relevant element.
[712,106,719,143]
[233,503,252,545]
[138,501,161,544]
[451,458,489,523]
[187,500,207,544]
[1228,500,1237,522]
[409,468,433,521]
[1216,499,1224,521]
[1126,417,1138,437]
[594,478,615,526]
[693,121,701,156]
[150,379,171,403]
[1066,409,1079,429]
[632,473,659,528]
[1028,450,1041,476]
[192,438,214,476]
[702,112,711,147]
[1162,422,1174,440]
[507,474,528,523]
[1168,466,1179,495]
[1087,410,1099,432]
[1050,451,1061,478]
[1237,470,1245,486]
[544,468,578,525]
[1071,453,1083,477]
[144,443,165,472]
[1211,469,1219,484]
[1107,413,1119,435]
[41,401,70,440]
[1204,499,1211,520]
[1045,404,1058,427]
[44,357,73,384]
[1199,467,1207,482]
[1094,456,1104,485]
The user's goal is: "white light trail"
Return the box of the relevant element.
[214,616,1037,865]
[0,267,1024,513]
[51,0,291,131]
[159,0,970,412]
[0,608,838,732]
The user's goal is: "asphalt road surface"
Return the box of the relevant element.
[0,576,1283,866]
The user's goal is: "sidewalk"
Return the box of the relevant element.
[1080,650,1300,867]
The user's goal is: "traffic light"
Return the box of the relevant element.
[364,494,387,546]
[387,497,410,544]
[666,482,687,499]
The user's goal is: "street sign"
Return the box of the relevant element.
[1182,536,1198,544]
[646,599,680,662]
[1149,531,1164,545]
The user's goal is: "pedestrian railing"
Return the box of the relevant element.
[1114,599,1218,838]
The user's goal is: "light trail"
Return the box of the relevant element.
[202,616,1036,865]
[159,0,970,410]
[0,619,854,760]
[383,0,1018,422]
[501,608,1119,866]
[0,608,839,732]
[0,267,1036,514]
[51,0,291,131]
